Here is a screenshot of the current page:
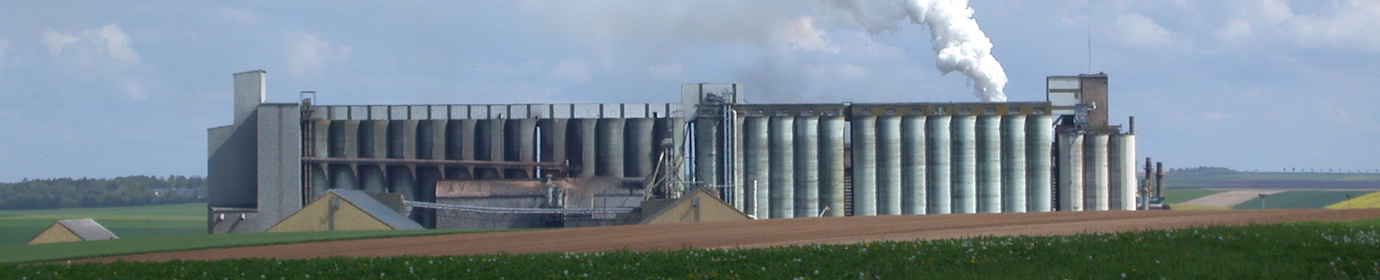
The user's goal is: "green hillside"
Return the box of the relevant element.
[1166,167,1380,189]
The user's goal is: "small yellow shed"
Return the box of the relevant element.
[640,188,754,224]
[27,218,119,245]
[267,190,424,232]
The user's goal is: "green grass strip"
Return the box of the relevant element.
[0,229,476,264]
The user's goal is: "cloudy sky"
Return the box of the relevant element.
[1,1,1377,182]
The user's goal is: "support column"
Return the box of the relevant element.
[769,116,795,218]
[877,116,903,215]
[900,115,927,215]
[850,116,878,216]
[793,116,820,217]
[818,116,846,217]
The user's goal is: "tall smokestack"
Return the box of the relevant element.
[905,0,1008,102]
[1154,162,1165,198]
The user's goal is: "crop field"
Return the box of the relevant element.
[1232,191,1374,210]
[1161,188,1222,205]
[3,221,1378,279]
[0,203,205,245]
[1329,191,1380,209]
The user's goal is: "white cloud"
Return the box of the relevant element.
[1113,13,1173,48]
[41,28,79,56]
[285,34,352,78]
[40,24,140,65]
[783,16,841,53]
[1215,20,1253,41]
[544,58,591,83]
[1284,0,1380,52]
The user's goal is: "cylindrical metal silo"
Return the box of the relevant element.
[693,118,720,187]
[597,118,626,178]
[769,116,796,218]
[743,117,770,217]
[818,116,847,217]
[925,115,952,214]
[900,115,927,215]
[876,116,903,215]
[1000,115,1027,213]
[793,116,820,217]
[975,115,1001,213]
[1115,133,1137,209]
[574,119,598,178]
[951,115,977,214]
[851,115,878,216]
[359,166,386,193]
[1084,134,1109,211]
[1057,133,1084,211]
[625,118,655,178]
[1026,115,1053,212]
[1110,134,1137,210]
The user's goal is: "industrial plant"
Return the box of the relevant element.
[207,70,1137,233]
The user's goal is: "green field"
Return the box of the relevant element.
[0,203,205,246]
[3,220,1377,279]
[1231,191,1374,210]
[0,228,471,264]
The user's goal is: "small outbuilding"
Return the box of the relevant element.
[640,188,754,224]
[267,190,424,232]
[27,218,119,245]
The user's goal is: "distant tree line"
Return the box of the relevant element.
[0,175,205,210]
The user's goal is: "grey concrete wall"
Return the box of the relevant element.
[250,104,304,232]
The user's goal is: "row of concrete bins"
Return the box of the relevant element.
[697,102,1137,218]
[302,101,1138,221]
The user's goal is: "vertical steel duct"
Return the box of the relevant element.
[925,115,952,214]
[818,116,847,217]
[1108,134,1132,210]
[1000,115,1027,213]
[1084,134,1109,211]
[537,119,569,169]
[693,117,720,187]
[743,117,770,217]
[596,118,626,178]
[876,116,903,215]
[1026,115,1053,212]
[850,115,878,216]
[1057,133,1084,211]
[951,115,977,214]
[768,116,796,218]
[793,116,820,217]
[626,118,655,178]
[975,115,1001,213]
[900,115,927,215]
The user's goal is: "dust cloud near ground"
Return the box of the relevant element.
[75,208,1380,263]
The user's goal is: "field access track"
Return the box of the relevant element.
[78,208,1380,263]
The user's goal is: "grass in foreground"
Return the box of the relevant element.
[0,229,474,264]
[3,220,1378,279]
[0,203,206,246]
[1329,191,1380,209]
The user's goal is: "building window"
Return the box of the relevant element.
[982,107,996,115]
[958,108,972,115]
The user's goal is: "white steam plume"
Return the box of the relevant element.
[906,0,1007,102]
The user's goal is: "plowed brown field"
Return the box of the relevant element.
[78,209,1380,263]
